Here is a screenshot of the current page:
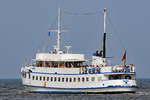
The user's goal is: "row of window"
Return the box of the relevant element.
[30,75,95,82]
[36,61,83,67]
[22,72,102,82]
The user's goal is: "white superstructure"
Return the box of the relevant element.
[21,8,137,93]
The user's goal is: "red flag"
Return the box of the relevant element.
[122,50,126,64]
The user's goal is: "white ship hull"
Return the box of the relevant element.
[21,67,137,94]
[25,86,136,93]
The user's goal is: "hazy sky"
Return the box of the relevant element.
[0,0,150,79]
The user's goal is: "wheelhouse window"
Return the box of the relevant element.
[36,61,42,67]
[65,62,83,68]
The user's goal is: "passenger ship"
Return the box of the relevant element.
[21,8,137,93]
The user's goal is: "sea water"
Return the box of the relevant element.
[0,79,150,100]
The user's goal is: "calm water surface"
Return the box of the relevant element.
[0,79,150,100]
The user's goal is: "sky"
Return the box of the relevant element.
[0,0,150,79]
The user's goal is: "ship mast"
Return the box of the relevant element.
[57,8,61,53]
[103,8,106,58]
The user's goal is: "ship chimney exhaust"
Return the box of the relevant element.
[103,8,107,58]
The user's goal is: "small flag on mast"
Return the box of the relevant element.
[48,32,51,37]
[122,50,126,64]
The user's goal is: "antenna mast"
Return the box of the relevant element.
[103,8,107,58]
[57,8,61,53]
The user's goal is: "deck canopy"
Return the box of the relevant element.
[36,53,85,62]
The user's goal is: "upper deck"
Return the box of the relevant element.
[24,65,136,75]
[35,53,85,68]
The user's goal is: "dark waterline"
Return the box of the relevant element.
[0,79,150,100]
